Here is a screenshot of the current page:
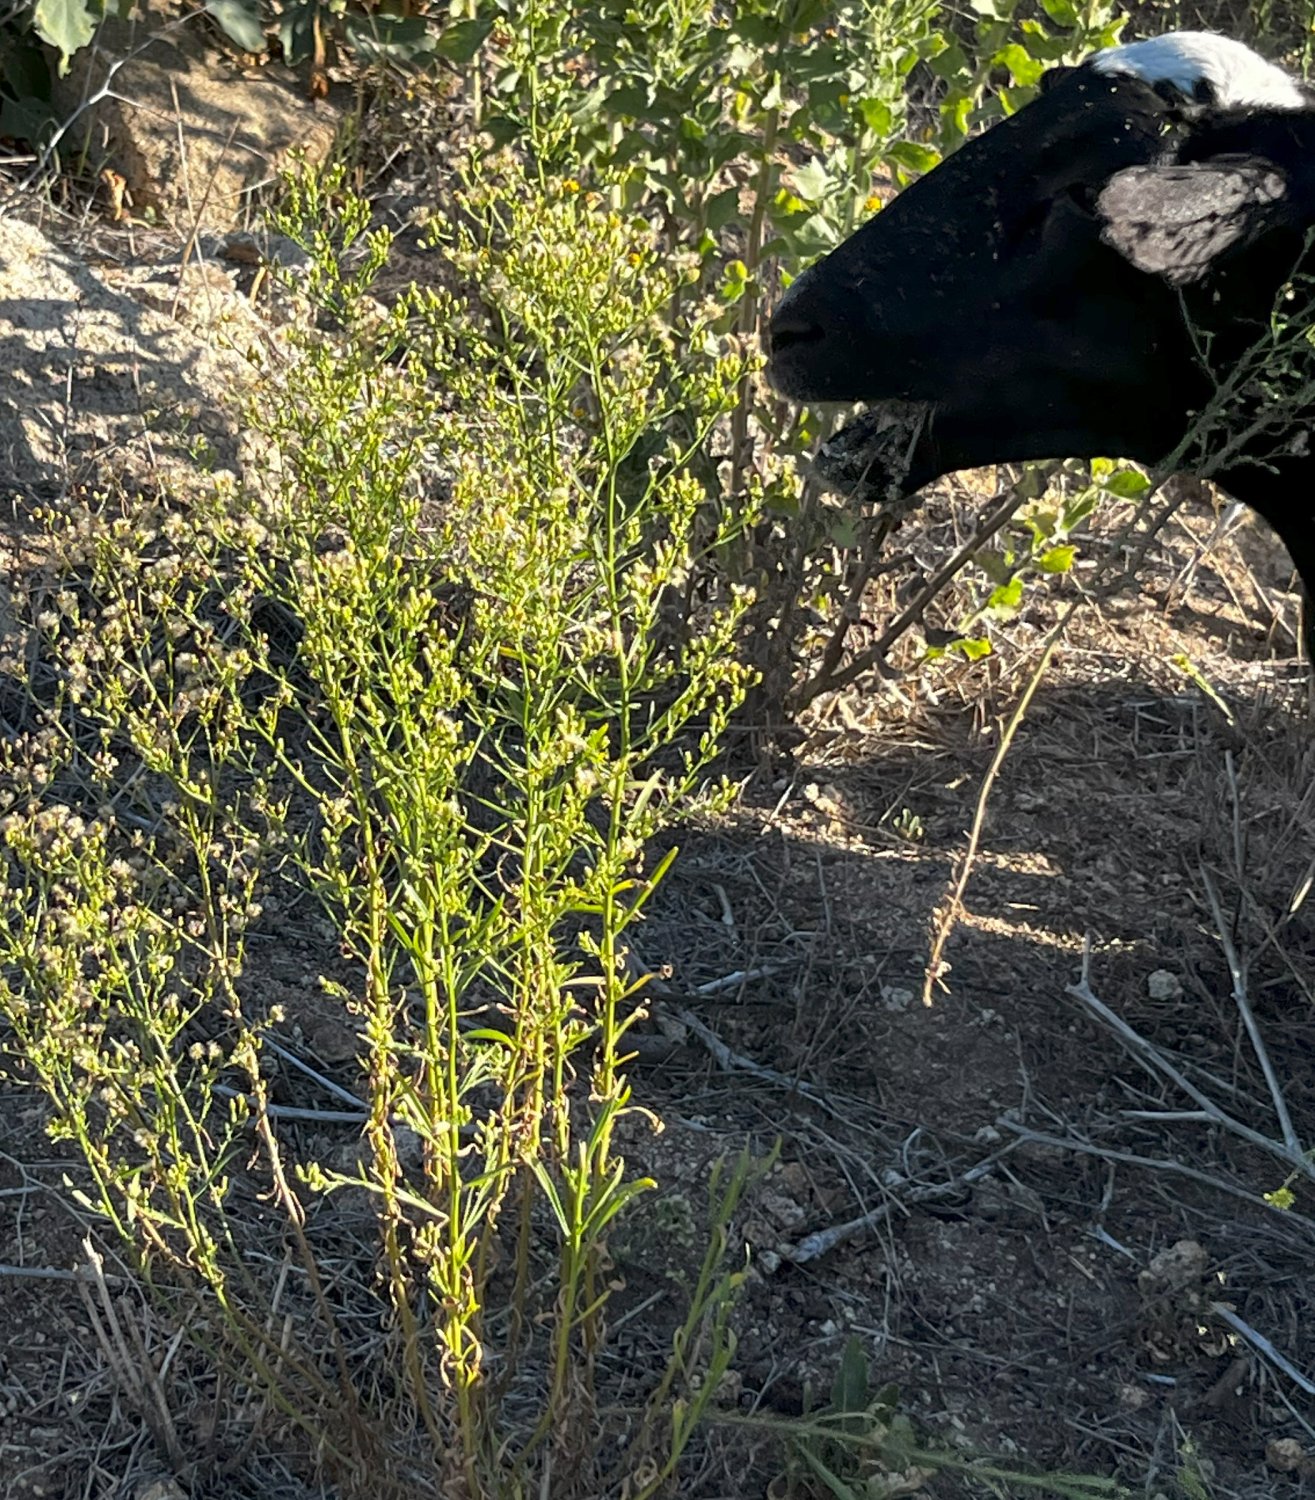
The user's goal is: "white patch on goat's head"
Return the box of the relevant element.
[1092,31,1307,110]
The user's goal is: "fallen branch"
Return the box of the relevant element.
[995,1118,1315,1232]
[1065,939,1315,1186]
[790,484,1030,711]
[774,1152,1007,1266]
[1210,1302,1315,1397]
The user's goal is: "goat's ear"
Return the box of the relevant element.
[1097,156,1287,285]
[1039,65,1076,93]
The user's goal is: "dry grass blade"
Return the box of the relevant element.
[994,1119,1315,1232]
[1208,1302,1315,1398]
[76,1239,186,1470]
[922,602,1075,1006]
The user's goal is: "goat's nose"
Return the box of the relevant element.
[768,316,825,357]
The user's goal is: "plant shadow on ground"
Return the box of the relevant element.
[2,618,1312,1497]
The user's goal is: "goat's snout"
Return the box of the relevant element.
[766,314,825,357]
[765,270,873,401]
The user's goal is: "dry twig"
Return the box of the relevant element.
[1064,938,1314,1186]
[774,1150,1007,1265]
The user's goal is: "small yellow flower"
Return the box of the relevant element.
[864,193,883,213]
[562,178,581,194]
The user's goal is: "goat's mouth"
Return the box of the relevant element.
[807,400,934,510]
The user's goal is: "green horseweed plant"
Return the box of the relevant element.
[0,162,766,1498]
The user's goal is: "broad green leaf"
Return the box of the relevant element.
[602,82,652,118]
[856,96,892,135]
[999,85,1038,114]
[1039,0,1079,22]
[1037,544,1077,574]
[987,576,1024,614]
[344,14,437,62]
[568,80,609,125]
[279,3,315,66]
[792,156,832,202]
[33,0,98,70]
[941,92,973,141]
[1019,18,1072,60]
[1015,463,1051,500]
[1,36,53,100]
[790,211,841,257]
[975,548,1011,584]
[995,42,1045,86]
[0,95,56,145]
[828,514,860,549]
[704,185,740,233]
[928,40,969,82]
[206,0,265,52]
[887,139,940,174]
[1103,467,1151,498]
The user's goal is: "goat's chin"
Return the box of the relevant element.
[808,401,935,509]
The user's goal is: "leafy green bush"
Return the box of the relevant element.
[419,0,1146,694]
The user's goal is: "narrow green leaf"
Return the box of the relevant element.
[830,1335,869,1419]
[953,636,993,660]
[1063,490,1100,529]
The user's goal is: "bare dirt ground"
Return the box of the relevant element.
[1,475,1312,1498]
